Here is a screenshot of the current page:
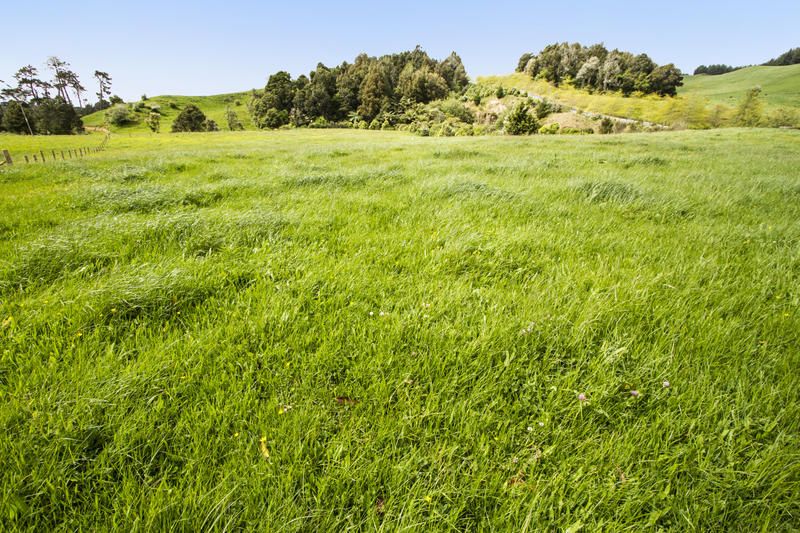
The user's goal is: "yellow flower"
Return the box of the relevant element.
[424,495,433,503]
[259,436,270,460]
[234,432,240,438]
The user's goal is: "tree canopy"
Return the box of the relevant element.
[517,43,683,96]
[1,56,111,134]
[249,47,469,129]
[762,47,800,66]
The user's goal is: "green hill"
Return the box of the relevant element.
[679,64,800,109]
[82,92,256,132]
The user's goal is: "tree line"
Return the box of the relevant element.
[516,42,684,96]
[0,57,115,135]
[763,47,800,67]
[693,47,799,75]
[249,47,469,129]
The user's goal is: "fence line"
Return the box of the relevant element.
[0,132,110,168]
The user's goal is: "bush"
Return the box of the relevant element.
[735,88,764,127]
[766,108,800,128]
[599,117,614,134]
[436,99,475,124]
[146,112,161,133]
[171,104,208,132]
[168,101,179,110]
[539,123,559,134]
[106,105,135,127]
[259,108,289,129]
[202,119,219,132]
[504,103,539,135]
[309,117,330,129]
[534,99,560,119]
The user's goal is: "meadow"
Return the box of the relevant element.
[680,64,800,110]
[1,128,799,530]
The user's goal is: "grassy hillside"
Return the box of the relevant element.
[680,64,800,109]
[481,73,711,128]
[1,129,799,530]
[82,92,256,132]
[485,66,800,128]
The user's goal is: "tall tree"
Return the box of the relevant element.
[47,56,73,105]
[13,65,46,101]
[67,71,85,108]
[94,71,112,106]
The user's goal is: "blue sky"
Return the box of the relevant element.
[2,0,798,100]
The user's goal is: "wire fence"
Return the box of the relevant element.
[0,132,110,167]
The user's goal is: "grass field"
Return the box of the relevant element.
[680,64,800,110]
[0,131,106,155]
[1,129,799,530]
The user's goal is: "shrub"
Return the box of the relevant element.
[539,123,559,134]
[534,99,560,119]
[226,108,244,131]
[504,103,539,135]
[735,87,764,127]
[309,117,330,129]
[146,112,161,133]
[437,99,475,124]
[202,119,219,132]
[259,108,289,129]
[599,117,614,134]
[171,104,208,132]
[168,101,179,109]
[106,105,135,127]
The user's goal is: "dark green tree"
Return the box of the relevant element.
[1,101,32,134]
[358,62,392,120]
[437,52,469,92]
[172,104,208,132]
[648,64,683,96]
[34,97,83,134]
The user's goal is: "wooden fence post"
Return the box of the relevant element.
[2,150,11,166]
[24,155,29,163]
[40,150,46,162]
[52,150,56,160]
[33,154,38,163]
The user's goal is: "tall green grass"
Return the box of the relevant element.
[1,129,799,530]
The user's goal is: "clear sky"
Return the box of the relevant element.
[2,0,798,100]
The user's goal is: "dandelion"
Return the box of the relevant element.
[578,393,587,402]
[663,380,670,388]
[259,436,270,460]
[369,311,374,316]
[527,426,533,432]
[424,495,433,503]
[630,390,640,397]
[538,421,545,427]
[234,432,240,438]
